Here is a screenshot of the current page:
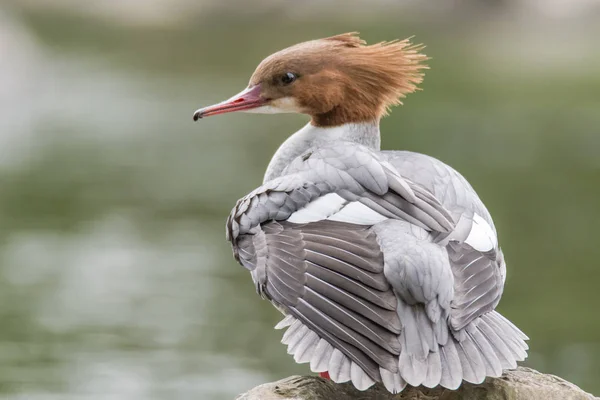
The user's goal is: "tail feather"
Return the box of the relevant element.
[351,362,376,390]
[397,301,443,386]
[476,316,518,369]
[274,314,295,329]
[494,312,529,340]
[484,313,528,359]
[397,301,432,357]
[380,367,407,393]
[328,348,352,382]
[286,324,310,355]
[293,330,319,363]
[310,339,334,372]
[456,336,486,384]
[422,349,442,388]
[467,328,503,376]
[275,310,527,393]
[281,319,304,345]
[439,339,462,389]
[398,351,428,386]
[399,310,527,389]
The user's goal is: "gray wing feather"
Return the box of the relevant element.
[448,241,504,330]
[284,143,453,232]
[288,309,382,379]
[305,263,397,311]
[360,192,449,232]
[296,297,386,380]
[294,297,398,371]
[301,232,381,258]
[305,241,383,273]
[306,274,401,336]
[302,287,400,354]
[238,219,401,380]
[306,253,389,291]
[357,194,430,230]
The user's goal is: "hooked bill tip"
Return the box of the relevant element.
[193,110,203,121]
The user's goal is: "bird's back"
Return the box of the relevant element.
[381,150,494,231]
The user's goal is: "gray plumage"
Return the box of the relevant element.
[225,122,528,392]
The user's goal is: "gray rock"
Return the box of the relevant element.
[236,367,597,400]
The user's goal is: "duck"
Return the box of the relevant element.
[193,32,528,393]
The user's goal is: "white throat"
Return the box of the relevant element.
[263,121,381,182]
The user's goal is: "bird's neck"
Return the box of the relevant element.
[263,120,381,182]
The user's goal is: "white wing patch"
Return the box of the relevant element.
[465,214,497,252]
[289,198,497,250]
[287,193,346,223]
[327,201,388,225]
[287,193,387,225]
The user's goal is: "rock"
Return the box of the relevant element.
[236,367,597,400]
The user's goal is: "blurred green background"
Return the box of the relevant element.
[0,0,599,398]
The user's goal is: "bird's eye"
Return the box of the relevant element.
[280,72,297,85]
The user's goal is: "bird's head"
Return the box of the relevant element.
[193,33,427,127]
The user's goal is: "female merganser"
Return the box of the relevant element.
[193,33,528,393]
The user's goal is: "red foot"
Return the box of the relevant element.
[319,371,330,379]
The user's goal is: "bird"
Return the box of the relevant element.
[193,32,528,393]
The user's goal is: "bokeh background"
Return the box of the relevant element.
[0,0,599,398]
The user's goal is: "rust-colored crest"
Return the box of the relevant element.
[249,32,428,126]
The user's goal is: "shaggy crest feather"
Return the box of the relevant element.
[249,32,428,126]
[324,32,428,111]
